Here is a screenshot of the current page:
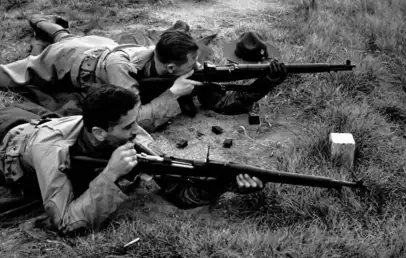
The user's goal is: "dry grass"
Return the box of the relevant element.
[1,0,406,257]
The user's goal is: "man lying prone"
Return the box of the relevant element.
[0,85,263,235]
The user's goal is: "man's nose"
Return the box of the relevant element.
[131,124,142,136]
[132,129,138,136]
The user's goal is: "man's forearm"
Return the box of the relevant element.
[46,171,128,235]
[136,89,182,132]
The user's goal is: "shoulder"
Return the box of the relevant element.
[107,46,155,62]
[33,116,84,145]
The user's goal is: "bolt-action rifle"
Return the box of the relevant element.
[135,60,356,116]
[71,142,364,191]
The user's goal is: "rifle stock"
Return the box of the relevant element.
[71,153,364,190]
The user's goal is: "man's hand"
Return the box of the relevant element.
[236,174,264,189]
[169,70,203,98]
[104,142,138,182]
[267,60,287,81]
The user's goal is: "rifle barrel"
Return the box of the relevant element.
[284,63,356,73]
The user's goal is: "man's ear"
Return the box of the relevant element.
[91,126,107,142]
[166,63,176,74]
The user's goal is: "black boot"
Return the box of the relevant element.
[28,14,70,42]
[29,14,69,38]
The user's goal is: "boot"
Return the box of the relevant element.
[28,14,70,43]
[28,14,70,56]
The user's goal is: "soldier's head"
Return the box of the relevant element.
[82,85,142,148]
[154,30,201,77]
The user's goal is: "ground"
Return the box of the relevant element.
[1,0,406,257]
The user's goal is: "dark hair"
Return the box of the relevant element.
[155,30,199,65]
[82,85,140,132]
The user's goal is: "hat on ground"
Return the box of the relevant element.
[222,32,281,64]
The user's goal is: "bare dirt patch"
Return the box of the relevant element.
[152,105,300,168]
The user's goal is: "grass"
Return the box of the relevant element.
[1,0,406,257]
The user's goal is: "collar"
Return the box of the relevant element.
[70,129,114,160]
[142,52,159,78]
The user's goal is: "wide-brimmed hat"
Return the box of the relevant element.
[222,32,281,64]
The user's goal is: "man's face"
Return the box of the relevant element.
[104,106,141,149]
[170,51,200,77]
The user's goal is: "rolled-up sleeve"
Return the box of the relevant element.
[32,144,128,235]
[105,58,181,132]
